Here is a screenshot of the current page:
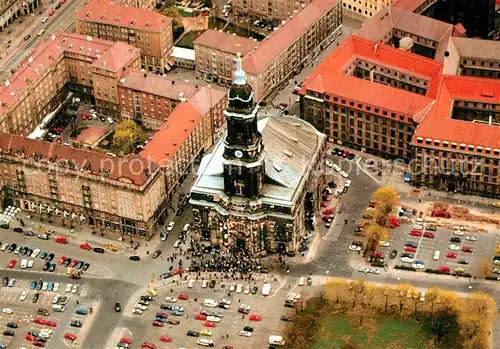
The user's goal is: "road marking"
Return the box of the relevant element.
[356,158,380,184]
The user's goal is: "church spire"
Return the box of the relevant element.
[233,53,246,86]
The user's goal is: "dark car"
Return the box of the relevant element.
[75,262,84,269]
[450,237,461,243]
[63,258,71,267]
[390,250,398,259]
[129,256,140,261]
[209,280,216,289]
[187,330,199,337]
[37,308,50,316]
[7,243,16,252]
[280,315,290,322]
[24,231,35,237]
[115,303,121,312]
[243,326,254,332]
[166,319,180,325]
[93,247,105,253]
[2,277,8,287]
[55,3,61,8]
[2,330,14,336]
[298,245,309,253]
[13,227,23,233]
[160,304,172,310]
[20,247,29,255]
[347,153,356,160]
[176,208,183,216]
[426,225,437,231]
[39,251,48,259]
[82,262,90,271]
[160,272,172,279]
[43,262,50,271]
[70,320,82,328]
[46,253,55,261]
[6,322,18,329]
[23,34,31,41]
[152,250,161,259]
[32,293,40,303]
[36,280,43,290]
[284,300,295,308]
[250,286,258,294]
[458,259,469,265]
[141,295,153,301]
[49,263,56,272]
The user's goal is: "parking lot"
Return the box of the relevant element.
[0,276,94,348]
[378,222,497,275]
[113,277,299,348]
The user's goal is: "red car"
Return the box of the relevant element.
[423,232,435,239]
[446,252,457,259]
[160,336,172,343]
[171,268,184,276]
[69,274,81,280]
[49,8,55,16]
[142,342,156,349]
[60,0,66,4]
[152,320,164,327]
[195,314,207,321]
[323,208,334,215]
[52,127,63,134]
[178,294,189,301]
[55,236,68,244]
[33,341,45,348]
[64,333,77,341]
[320,201,327,207]
[249,315,262,321]
[80,243,92,250]
[462,246,473,253]
[409,230,422,237]
[156,312,168,318]
[69,259,79,268]
[370,253,384,259]
[120,337,132,344]
[387,216,400,227]
[33,317,46,325]
[58,256,67,265]
[404,246,416,252]
[204,321,216,328]
[46,320,57,327]
[438,266,450,273]
[26,334,37,341]
[8,259,16,268]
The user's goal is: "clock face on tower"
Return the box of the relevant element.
[234,150,243,158]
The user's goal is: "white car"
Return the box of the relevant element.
[286,293,301,301]
[2,308,13,314]
[188,279,196,288]
[344,179,351,187]
[52,295,61,304]
[202,280,208,288]
[244,286,250,294]
[400,255,414,263]
[7,278,15,287]
[339,171,349,178]
[27,259,34,268]
[53,283,59,292]
[42,282,48,291]
[236,284,243,293]
[71,285,79,294]
[197,338,215,347]
[173,240,181,248]
[20,290,29,301]
[465,235,477,242]
[203,299,218,308]
[332,164,341,172]
[38,29,45,36]
[167,221,175,231]
[134,304,147,311]
[379,241,390,247]
[412,260,425,269]
[325,159,333,167]
[369,268,380,274]
[31,248,40,258]
[349,243,362,251]
[206,315,221,322]
[39,329,53,338]
[65,284,72,293]
[229,284,236,292]
[239,330,252,337]
[219,298,231,305]
[449,244,460,251]
[454,230,465,236]
[358,266,369,273]
[41,17,48,23]
[133,308,143,314]
[21,259,28,269]
[0,243,8,251]
[298,277,305,286]
[165,296,177,303]
[239,304,251,311]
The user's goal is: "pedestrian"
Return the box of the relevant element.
[76,300,79,305]
[238,298,240,303]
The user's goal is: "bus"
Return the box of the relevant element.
[261,283,271,296]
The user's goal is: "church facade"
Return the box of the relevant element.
[189,56,326,257]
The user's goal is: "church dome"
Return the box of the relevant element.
[226,54,255,115]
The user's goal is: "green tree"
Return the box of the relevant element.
[112,120,146,154]
[163,6,183,26]
[424,310,459,344]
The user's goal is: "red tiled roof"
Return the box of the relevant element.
[92,41,140,73]
[0,133,156,186]
[193,29,258,55]
[393,0,427,12]
[300,35,440,119]
[242,0,339,75]
[414,75,500,151]
[75,0,172,32]
[139,102,203,164]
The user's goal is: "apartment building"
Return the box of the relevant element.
[242,0,342,102]
[443,37,500,80]
[299,35,442,159]
[0,0,42,30]
[194,30,257,87]
[0,133,167,238]
[355,6,456,60]
[411,75,500,198]
[118,71,227,132]
[342,0,393,19]
[139,87,228,199]
[94,0,158,10]
[75,1,174,74]
[0,32,140,136]
[232,0,310,21]
[393,0,436,14]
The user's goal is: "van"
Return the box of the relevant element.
[433,250,440,260]
[203,299,218,308]
[183,224,190,232]
[106,117,114,124]
[52,304,65,312]
[269,335,285,346]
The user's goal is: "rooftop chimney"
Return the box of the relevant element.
[374,43,379,55]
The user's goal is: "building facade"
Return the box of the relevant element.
[0,0,42,30]
[98,0,158,10]
[75,1,174,74]
[0,32,140,136]
[342,0,393,19]
[190,57,325,257]
[242,0,342,102]
[0,133,167,238]
[232,0,310,21]
[194,30,257,87]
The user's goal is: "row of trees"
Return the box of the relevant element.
[285,278,497,349]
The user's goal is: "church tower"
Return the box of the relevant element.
[222,54,265,198]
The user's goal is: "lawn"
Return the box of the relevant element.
[176,31,203,49]
[312,314,429,349]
